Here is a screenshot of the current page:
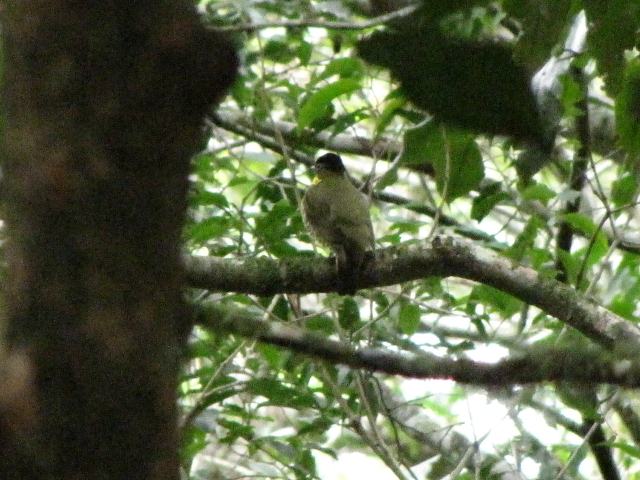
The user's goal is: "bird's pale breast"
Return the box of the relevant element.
[302,177,374,253]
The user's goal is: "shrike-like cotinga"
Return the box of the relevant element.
[302,153,374,295]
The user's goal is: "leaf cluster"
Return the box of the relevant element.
[181,1,640,478]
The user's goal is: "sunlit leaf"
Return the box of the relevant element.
[374,96,406,137]
[298,78,361,130]
[318,57,364,81]
[521,183,556,205]
[616,59,640,158]
[612,173,637,207]
[400,122,483,201]
[398,303,420,335]
[612,442,640,459]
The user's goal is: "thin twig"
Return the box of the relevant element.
[553,391,620,480]
[210,4,420,32]
[555,66,591,284]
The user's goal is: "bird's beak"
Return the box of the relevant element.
[311,165,324,184]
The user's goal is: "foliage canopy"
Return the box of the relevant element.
[165,0,640,478]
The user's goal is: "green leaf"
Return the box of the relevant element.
[339,297,360,330]
[256,180,285,203]
[228,175,250,187]
[298,448,316,475]
[297,41,312,66]
[362,378,380,417]
[188,217,229,243]
[559,212,608,268]
[399,122,436,166]
[576,239,608,270]
[470,285,521,317]
[398,303,420,335]
[508,216,543,262]
[521,183,556,205]
[247,378,316,409]
[584,0,640,95]
[612,173,637,207]
[181,426,208,464]
[612,441,640,459]
[556,249,580,284]
[400,122,483,201]
[373,291,390,313]
[378,232,401,245]
[318,57,364,81]
[557,384,598,418]
[471,181,509,221]
[607,255,640,318]
[219,419,255,443]
[256,344,283,369]
[515,147,553,180]
[615,59,640,158]
[255,200,296,244]
[376,164,398,190]
[558,73,584,119]
[297,417,333,436]
[330,108,368,135]
[390,220,421,235]
[266,240,299,258]
[358,26,543,145]
[271,296,290,320]
[560,212,601,237]
[200,386,241,410]
[298,79,361,130]
[374,96,406,136]
[504,0,572,70]
[192,191,228,208]
[230,74,254,106]
[305,314,334,335]
[434,132,484,202]
[263,37,297,64]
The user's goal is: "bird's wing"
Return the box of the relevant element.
[303,181,374,252]
[330,188,375,251]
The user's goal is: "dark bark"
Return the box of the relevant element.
[0,2,236,479]
[554,66,590,284]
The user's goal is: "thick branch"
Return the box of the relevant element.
[184,236,640,350]
[214,110,404,164]
[195,302,640,387]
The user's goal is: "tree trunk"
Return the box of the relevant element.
[0,2,237,478]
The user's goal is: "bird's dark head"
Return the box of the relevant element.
[314,153,346,177]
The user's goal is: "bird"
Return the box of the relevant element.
[301,153,375,295]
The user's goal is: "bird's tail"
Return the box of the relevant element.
[336,247,365,296]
